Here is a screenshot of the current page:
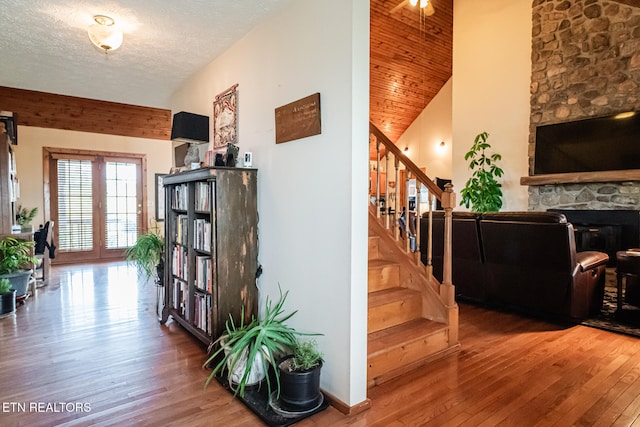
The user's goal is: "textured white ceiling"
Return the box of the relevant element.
[0,0,293,108]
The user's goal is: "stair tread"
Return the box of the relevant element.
[368,318,448,356]
[368,287,420,307]
[368,258,398,268]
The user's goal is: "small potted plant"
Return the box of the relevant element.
[0,237,37,298]
[0,277,16,317]
[204,287,316,399]
[125,226,164,286]
[277,339,324,411]
[15,206,38,233]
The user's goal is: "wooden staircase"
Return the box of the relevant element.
[367,208,459,387]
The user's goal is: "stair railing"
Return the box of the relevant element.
[369,122,455,307]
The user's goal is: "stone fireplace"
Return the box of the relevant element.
[525,1,640,257]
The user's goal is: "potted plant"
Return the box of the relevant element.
[459,131,504,212]
[204,287,316,399]
[125,226,164,286]
[0,237,37,298]
[277,339,324,411]
[15,206,38,233]
[0,277,16,317]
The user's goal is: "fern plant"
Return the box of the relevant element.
[460,132,504,212]
[125,227,164,281]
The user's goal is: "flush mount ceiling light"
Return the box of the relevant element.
[408,0,435,16]
[88,15,123,54]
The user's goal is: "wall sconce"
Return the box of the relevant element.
[403,146,409,152]
[88,15,123,54]
[436,140,446,153]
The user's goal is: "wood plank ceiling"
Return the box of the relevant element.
[370,0,453,159]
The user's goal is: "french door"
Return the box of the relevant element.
[46,148,146,264]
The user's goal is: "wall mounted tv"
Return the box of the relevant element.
[534,111,640,175]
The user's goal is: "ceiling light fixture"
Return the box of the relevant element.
[409,0,435,16]
[88,15,123,54]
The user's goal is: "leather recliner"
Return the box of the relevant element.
[420,211,609,321]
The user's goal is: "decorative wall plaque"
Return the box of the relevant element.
[213,84,238,149]
[275,93,321,144]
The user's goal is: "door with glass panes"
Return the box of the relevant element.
[48,151,144,263]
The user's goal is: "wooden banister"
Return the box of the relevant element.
[369,121,456,308]
[370,122,443,200]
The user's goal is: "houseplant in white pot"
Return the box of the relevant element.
[0,237,37,298]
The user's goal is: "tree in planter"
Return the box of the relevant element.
[460,131,504,212]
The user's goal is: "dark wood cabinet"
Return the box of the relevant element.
[160,167,259,345]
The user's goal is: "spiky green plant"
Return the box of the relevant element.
[0,278,11,294]
[460,131,504,212]
[204,287,318,398]
[125,228,164,281]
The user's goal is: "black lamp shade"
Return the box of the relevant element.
[170,111,209,143]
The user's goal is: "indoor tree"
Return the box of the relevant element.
[459,131,504,212]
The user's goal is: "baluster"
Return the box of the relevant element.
[394,157,400,241]
[375,137,381,219]
[405,171,411,253]
[385,153,390,230]
[440,183,456,307]
[415,179,421,261]
[426,191,433,276]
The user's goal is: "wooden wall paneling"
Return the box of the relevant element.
[0,86,171,140]
[370,0,453,147]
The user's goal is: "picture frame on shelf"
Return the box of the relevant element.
[213,84,238,149]
[155,173,167,221]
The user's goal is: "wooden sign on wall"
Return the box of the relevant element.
[275,93,321,144]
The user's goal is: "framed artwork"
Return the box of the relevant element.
[155,173,167,221]
[213,84,239,149]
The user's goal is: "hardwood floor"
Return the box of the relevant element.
[2,262,640,426]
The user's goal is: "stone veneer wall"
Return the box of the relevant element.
[528,0,640,211]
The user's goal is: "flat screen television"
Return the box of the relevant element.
[534,111,640,175]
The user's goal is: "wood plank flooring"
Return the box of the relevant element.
[2,262,640,426]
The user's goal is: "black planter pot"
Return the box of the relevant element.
[277,356,322,412]
[0,289,16,317]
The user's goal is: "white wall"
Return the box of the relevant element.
[452,0,531,211]
[13,126,172,227]
[171,0,369,406]
[396,78,453,181]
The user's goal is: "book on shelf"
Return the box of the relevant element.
[193,292,212,335]
[193,218,211,252]
[195,255,212,292]
[195,182,211,211]
[171,244,188,281]
[172,183,189,210]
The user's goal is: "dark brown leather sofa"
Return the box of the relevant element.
[420,211,487,302]
[420,211,609,321]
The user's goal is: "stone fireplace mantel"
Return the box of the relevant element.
[521,170,640,186]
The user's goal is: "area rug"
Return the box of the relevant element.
[581,270,640,338]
